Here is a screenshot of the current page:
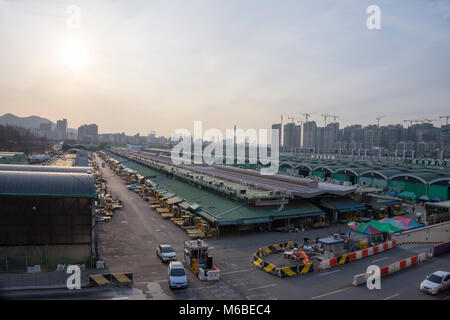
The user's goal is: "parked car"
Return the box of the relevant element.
[419,271,450,295]
[126,184,141,190]
[168,261,188,289]
[156,244,177,262]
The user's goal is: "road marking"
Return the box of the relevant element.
[311,287,352,300]
[383,293,399,300]
[372,257,388,263]
[319,269,341,276]
[247,284,277,291]
[222,268,255,275]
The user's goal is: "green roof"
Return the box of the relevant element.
[0,164,92,173]
[0,171,97,198]
[133,165,161,177]
[155,177,324,226]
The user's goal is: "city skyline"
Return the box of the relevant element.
[1,0,450,136]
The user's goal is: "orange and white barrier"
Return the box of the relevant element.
[319,240,396,271]
[353,252,429,286]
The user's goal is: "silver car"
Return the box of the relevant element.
[419,271,450,295]
[168,261,188,289]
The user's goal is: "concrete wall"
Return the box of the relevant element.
[393,221,450,244]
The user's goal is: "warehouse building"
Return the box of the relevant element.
[149,175,327,232]
[0,164,92,173]
[0,168,97,272]
[279,160,450,201]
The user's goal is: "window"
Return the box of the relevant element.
[170,268,185,277]
[428,274,443,284]
[162,246,174,253]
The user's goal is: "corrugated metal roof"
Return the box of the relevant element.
[155,177,325,225]
[0,171,97,198]
[0,164,92,173]
[321,198,365,213]
[166,196,183,204]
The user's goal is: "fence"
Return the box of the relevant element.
[0,270,106,291]
[0,254,96,273]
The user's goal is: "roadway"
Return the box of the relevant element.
[14,153,443,300]
[100,153,450,300]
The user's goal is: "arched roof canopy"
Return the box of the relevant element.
[429,177,450,185]
[311,165,334,173]
[0,171,96,198]
[333,167,368,177]
[279,162,294,169]
[360,169,403,180]
[389,173,431,185]
[294,163,313,170]
[280,161,314,170]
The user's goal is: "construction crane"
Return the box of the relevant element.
[288,116,301,123]
[321,113,330,126]
[440,115,450,125]
[414,118,436,125]
[302,113,314,122]
[329,115,339,122]
[403,120,415,127]
[376,115,386,127]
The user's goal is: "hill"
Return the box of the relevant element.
[0,113,54,129]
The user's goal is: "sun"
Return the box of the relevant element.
[60,38,90,70]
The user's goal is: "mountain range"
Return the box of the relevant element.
[0,113,54,129]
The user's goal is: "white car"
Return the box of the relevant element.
[156,244,177,262]
[419,271,450,295]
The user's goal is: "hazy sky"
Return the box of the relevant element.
[1,0,450,136]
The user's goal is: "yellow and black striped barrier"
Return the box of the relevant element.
[277,262,313,278]
[89,273,133,287]
[252,241,314,278]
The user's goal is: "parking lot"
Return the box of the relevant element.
[95,154,450,300]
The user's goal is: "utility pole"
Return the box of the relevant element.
[280,115,283,149]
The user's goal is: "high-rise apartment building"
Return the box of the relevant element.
[271,123,282,148]
[78,124,98,143]
[283,122,301,151]
[302,121,317,150]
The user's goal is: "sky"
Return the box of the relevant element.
[0,0,450,137]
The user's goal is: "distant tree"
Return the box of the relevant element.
[0,124,52,155]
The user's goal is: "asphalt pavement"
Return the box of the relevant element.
[28,154,444,301]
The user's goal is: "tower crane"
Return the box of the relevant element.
[440,115,450,125]
[329,115,339,122]
[376,115,386,127]
[414,118,436,125]
[302,113,314,122]
[321,113,331,126]
[403,120,414,127]
[288,116,302,123]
